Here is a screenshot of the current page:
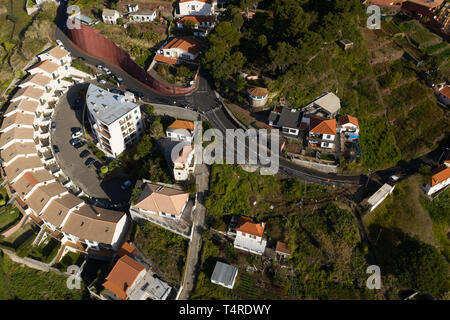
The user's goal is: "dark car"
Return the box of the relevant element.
[73,141,85,149]
[70,137,81,145]
[53,145,60,154]
[51,122,56,131]
[80,150,90,158]
[71,127,82,133]
[93,161,102,169]
[85,157,95,167]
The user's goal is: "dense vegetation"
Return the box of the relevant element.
[0,252,86,300]
[133,222,188,285]
[201,0,448,170]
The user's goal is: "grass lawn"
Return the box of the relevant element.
[28,237,62,264]
[133,221,188,286]
[0,252,86,300]
[363,174,437,248]
[55,251,85,272]
[0,206,21,233]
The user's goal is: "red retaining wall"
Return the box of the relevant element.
[67,25,197,95]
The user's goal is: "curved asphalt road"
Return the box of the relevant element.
[54,4,448,188]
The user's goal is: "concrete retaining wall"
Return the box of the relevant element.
[152,103,200,122]
[292,158,338,174]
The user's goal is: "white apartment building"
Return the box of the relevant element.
[86,84,144,158]
[233,216,267,255]
[177,0,217,17]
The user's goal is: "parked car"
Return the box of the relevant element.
[53,145,60,154]
[96,65,104,71]
[71,127,81,133]
[121,179,132,190]
[99,80,106,84]
[55,39,64,47]
[73,141,85,149]
[117,77,124,84]
[388,175,400,183]
[85,157,95,167]
[70,137,81,145]
[51,122,56,131]
[80,150,90,158]
[72,131,82,139]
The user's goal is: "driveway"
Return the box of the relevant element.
[51,83,110,200]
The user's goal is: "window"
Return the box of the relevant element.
[135,116,138,120]
[191,5,195,10]
[134,110,137,114]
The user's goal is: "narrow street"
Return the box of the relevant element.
[178,164,209,300]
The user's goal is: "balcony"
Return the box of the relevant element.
[95,126,111,139]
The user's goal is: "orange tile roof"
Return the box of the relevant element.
[310,116,336,135]
[236,216,265,238]
[338,115,359,129]
[180,0,212,3]
[154,54,178,65]
[29,60,59,74]
[117,242,137,257]
[248,87,269,97]
[103,255,146,300]
[163,37,204,55]
[168,119,195,131]
[179,15,216,25]
[133,183,189,217]
[439,85,450,100]
[430,166,450,187]
[276,241,291,255]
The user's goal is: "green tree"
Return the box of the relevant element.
[232,11,244,32]
[257,34,267,48]
[273,0,309,40]
[136,135,153,159]
[142,104,154,116]
[392,236,448,296]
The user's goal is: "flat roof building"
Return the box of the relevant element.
[211,261,238,289]
[86,84,144,158]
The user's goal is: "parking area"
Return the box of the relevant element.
[51,83,133,204]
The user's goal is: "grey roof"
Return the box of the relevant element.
[211,261,238,287]
[277,108,302,129]
[129,9,156,16]
[268,111,280,124]
[311,92,341,115]
[73,14,94,24]
[86,84,138,125]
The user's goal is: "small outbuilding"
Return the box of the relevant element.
[211,261,238,289]
[248,87,269,107]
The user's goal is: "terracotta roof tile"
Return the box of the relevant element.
[338,115,359,129]
[310,116,336,135]
[236,216,265,238]
[430,166,450,187]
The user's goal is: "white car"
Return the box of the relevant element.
[99,79,106,84]
[72,131,82,139]
[55,39,64,47]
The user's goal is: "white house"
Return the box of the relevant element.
[166,119,195,142]
[177,0,217,17]
[422,161,450,196]
[130,183,189,221]
[338,115,360,136]
[307,116,337,149]
[156,36,204,64]
[86,84,144,158]
[102,8,120,24]
[129,9,157,22]
[367,183,395,212]
[268,108,302,136]
[177,15,216,36]
[233,216,267,255]
[434,83,450,106]
[173,144,196,181]
[303,92,341,119]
